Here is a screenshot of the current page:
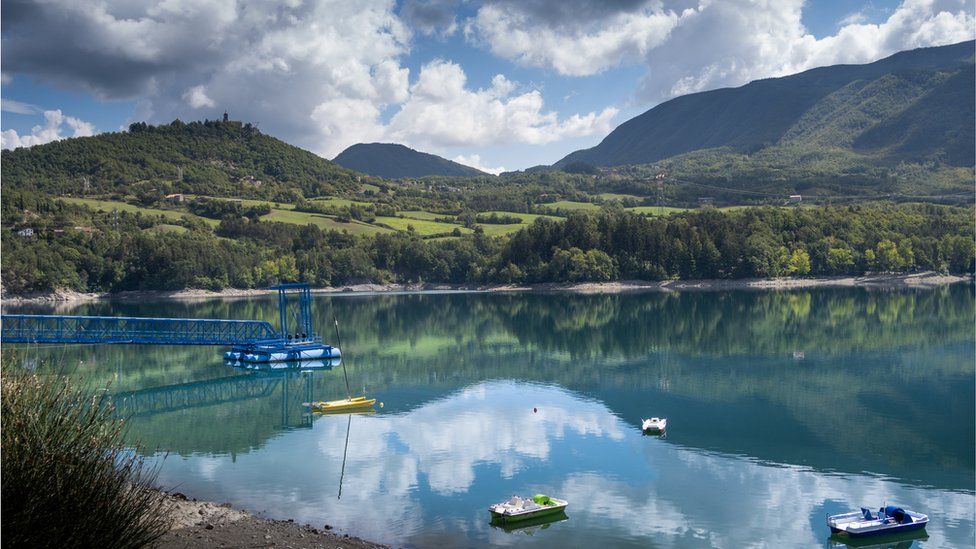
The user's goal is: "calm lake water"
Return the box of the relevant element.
[7,286,975,548]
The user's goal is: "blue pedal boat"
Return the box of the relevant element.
[827,506,927,538]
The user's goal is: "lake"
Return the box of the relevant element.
[6,285,974,547]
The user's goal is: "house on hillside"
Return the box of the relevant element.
[240,175,262,187]
[789,194,802,204]
[165,193,185,203]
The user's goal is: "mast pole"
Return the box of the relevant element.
[333,317,351,399]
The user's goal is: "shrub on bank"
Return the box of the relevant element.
[1,358,172,547]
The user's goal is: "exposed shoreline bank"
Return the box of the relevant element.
[3,271,970,305]
[156,490,386,548]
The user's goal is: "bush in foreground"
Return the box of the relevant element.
[1,358,172,547]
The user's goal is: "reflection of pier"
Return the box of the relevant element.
[111,369,320,428]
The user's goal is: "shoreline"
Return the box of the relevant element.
[157,490,386,548]
[3,272,971,304]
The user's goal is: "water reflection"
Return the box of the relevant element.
[828,530,928,548]
[143,381,973,547]
[4,286,973,547]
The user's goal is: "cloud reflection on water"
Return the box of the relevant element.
[155,380,974,547]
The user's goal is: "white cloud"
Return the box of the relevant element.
[1,109,96,150]
[182,85,216,109]
[638,0,975,101]
[838,11,870,27]
[464,0,974,104]
[384,60,618,152]
[468,2,681,76]
[452,153,506,175]
[1,99,41,115]
[1,0,615,162]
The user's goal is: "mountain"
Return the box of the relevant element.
[1,119,363,199]
[556,41,975,170]
[333,143,487,178]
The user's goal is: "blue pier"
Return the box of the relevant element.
[1,283,337,363]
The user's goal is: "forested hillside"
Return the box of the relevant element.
[1,119,365,200]
[333,143,487,178]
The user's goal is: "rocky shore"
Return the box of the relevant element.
[156,491,385,549]
[3,272,971,305]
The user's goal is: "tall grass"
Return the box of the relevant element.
[1,357,172,547]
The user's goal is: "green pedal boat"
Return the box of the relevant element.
[489,494,568,524]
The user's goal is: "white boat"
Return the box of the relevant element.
[642,417,667,433]
[489,495,568,524]
[828,506,928,538]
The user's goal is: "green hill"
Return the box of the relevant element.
[333,142,487,178]
[555,41,975,172]
[0,119,365,200]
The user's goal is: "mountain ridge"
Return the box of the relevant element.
[555,41,975,169]
[333,142,488,178]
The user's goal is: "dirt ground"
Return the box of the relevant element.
[154,492,387,549]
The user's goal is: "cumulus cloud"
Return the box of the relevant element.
[182,85,216,109]
[468,1,681,76]
[464,0,975,102]
[1,109,96,150]
[452,153,506,174]
[1,0,411,156]
[400,0,459,37]
[1,0,615,161]
[636,0,976,101]
[385,60,618,152]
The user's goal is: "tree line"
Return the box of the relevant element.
[2,198,972,295]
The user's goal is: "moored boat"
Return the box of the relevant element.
[489,494,568,524]
[642,417,667,433]
[827,506,927,538]
[309,396,376,413]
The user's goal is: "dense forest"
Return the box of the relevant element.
[2,191,971,295]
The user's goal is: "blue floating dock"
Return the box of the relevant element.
[224,340,341,363]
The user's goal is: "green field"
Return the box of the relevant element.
[184,195,291,210]
[624,206,691,216]
[400,211,453,221]
[539,201,601,212]
[262,209,390,235]
[482,211,562,223]
[143,223,189,234]
[373,216,472,236]
[58,198,219,226]
[309,197,373,208]
[597,193,644,201]
[472,211,563,236]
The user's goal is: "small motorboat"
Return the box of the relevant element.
[490,510,568,533]
[642,417,667,433]
[490,494,568,524]
[309,396,376,413]
[827,506,928,538]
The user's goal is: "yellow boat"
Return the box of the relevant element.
[310,396,376,413]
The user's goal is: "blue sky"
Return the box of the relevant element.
[2,0,972,172]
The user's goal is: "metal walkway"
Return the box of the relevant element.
[0,283,323,356]
[1,314,277,345]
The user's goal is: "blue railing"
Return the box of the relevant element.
[1,314,278,346]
